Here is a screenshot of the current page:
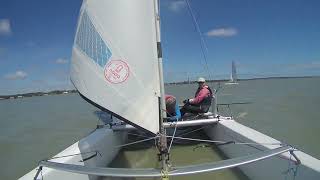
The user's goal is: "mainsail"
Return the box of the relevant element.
[231,61,237,82]
[71,0,161,134]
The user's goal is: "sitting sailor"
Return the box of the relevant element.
[165,95,181,121]
[180,77,213,116]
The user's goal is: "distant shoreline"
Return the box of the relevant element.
[1,75,319,99]
[0,90,78,100]
[165,75,319,85]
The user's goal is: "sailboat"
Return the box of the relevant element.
[225,61,239,85]
[20,0,320,180]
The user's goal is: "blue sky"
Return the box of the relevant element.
[0,0,319,95]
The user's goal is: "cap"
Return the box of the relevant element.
[197,77,206,83]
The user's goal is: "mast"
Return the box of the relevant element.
[154,0,169,175]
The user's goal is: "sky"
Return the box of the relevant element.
[0,0,319,95]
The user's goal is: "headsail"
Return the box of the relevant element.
[71,0,161,134]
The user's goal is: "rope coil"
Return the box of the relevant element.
[161,169,169,180]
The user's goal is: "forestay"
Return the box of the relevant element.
[71,0,161,133]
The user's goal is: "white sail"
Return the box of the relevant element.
[71,0,161,134]
[229,73,233,82]
[231,61,237,82]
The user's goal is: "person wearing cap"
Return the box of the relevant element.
[180,77,213,116]
[165,94,181,121]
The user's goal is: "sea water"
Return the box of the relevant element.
[1,77,319,180]
[0,94,97,180]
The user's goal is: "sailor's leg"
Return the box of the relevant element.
[180,104,202,116]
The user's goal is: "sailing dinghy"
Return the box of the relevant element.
[20,0,320,180]
[225,61,239,85]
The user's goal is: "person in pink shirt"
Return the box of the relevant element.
[180,77,213,116]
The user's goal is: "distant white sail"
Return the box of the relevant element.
[225,61,238,85]
[71,0,160,134]
[231,61,238,82]
[229,73,233,82]
[231,61,237,82]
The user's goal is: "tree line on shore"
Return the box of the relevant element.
[0,90,78,100]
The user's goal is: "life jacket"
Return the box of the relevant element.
[194,85,213,112]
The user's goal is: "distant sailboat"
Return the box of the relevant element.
[225,61,239,85]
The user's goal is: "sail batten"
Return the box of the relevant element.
[71,0,161,134]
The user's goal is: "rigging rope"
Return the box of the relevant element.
[285,153,293,180]
[166,136,284,146]
[161,169,169,180]
[115,136,159,148]
[284,151,300,180]
[161,108,179,153]
[115,123,287,151]
[185,0,213,81]
[168,117,179,153]
[127,132,150,138]
[178,126,206,137]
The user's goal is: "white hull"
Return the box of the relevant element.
[225,82,239,85]
[205,119,320,180]
[20,118,320,180]
[20,127,127,180]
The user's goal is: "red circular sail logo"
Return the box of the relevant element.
[104,60,130,84]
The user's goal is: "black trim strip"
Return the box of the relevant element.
[157,42,162,58]
[158,97,161,133]
[80,152,97,162]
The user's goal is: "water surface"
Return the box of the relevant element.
[1,77,319,180]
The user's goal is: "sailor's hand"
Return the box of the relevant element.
[183,99,189,104]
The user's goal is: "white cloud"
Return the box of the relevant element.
[55,58,68,64]
[206,28,238,37]
[0,19,11,35]
[4,71,28,80]
[169,0,186,12]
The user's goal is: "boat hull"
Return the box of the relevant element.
[225,82,239,85]
[205,119,320,180]
[20,118,320,180]
[19,127,127,180]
